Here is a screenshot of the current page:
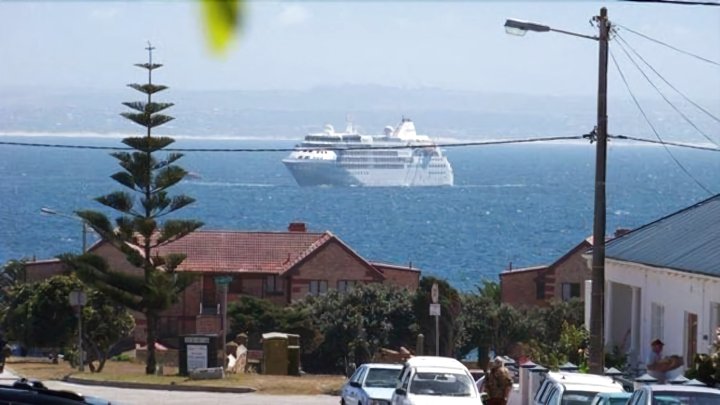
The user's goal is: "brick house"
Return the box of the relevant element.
[24,222,420,344]
[500,237,593,308]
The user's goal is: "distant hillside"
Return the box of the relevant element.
[0,85,715,142]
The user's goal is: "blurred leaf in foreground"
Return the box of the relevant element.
[201,0,245,54]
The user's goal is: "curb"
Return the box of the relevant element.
[62,376,256,394]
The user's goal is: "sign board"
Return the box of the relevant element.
[431,282,439,304]
[68,290,87,307]
[214,275,233,285]
[187,344,208,371]
[429,303,441,316]
[184,336,210,344]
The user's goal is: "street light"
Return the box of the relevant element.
[504,8,610,374]
[40,207,89,253]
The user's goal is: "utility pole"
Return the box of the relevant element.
[589,7,610,374]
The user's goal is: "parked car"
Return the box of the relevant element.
[590,391,632,405]
[626,384,720,405]
[390,356,482,405]
[533,372,625,405]
[342,363,403,405]
[0,378,112,404]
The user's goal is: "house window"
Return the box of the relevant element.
[535,275,545,299]
[710,302,720,348]
[309,280,328,296]
[561,283,581,301]
[264,275,283,294]
[337,280,357,293]
[651,302,665,341]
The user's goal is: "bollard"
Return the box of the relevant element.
[416,334,424,356]
[519,360,537,405]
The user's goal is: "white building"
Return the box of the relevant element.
[602,195,720,373]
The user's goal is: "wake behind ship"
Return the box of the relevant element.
[282,118,454,187]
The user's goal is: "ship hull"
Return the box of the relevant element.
[282,158,454,187]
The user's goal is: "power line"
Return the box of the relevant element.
[621,0,720,7]
[616,24,720,67]
[613,35,720,146]
[610,50,715,195]
[609,134,720,151]
[615,32,720,124]
[0,135,587,152]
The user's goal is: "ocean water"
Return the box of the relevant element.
[1,135,718,290]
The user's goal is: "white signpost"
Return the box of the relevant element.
[430,283,440,356]
[69,290,87,372]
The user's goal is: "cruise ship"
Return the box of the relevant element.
[282,118,454,187]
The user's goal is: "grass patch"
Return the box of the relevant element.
[6,357,344,395]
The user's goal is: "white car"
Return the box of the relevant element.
[626,384,720,405]
[533,371,625,405]
[342,363,403,405]
[390,356,482,405]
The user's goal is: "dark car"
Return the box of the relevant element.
[0,378,111,404]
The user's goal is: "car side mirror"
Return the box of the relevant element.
[395,388,407,396]
[349,381,361,388]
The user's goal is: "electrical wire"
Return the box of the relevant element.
[613,35,720,147]
[2,133,720,153]
[615,32,720,124]
[0,135,587,152]
[609,134,720,151]
[610,50,715,195]
[616,24,720,67]
[621,0,720,6]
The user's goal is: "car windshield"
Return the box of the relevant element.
[562,390,600,405]
[653,392,720,405]
[364,368,400,388]
[408,371,474,397]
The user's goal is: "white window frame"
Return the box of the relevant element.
[710,302,720,350]
[651,302,665,342]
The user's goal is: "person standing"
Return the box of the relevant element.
[484,358,513,405]
[646,338,670,383]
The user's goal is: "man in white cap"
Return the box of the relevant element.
[646,338,670,383]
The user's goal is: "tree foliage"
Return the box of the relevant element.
[63,45,202,374]
[0,260,27,303]
[303,283,416,372]
[0,275,133,371]
[413,277,463,357]
[81,289,135,373]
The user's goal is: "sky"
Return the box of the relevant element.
[0,1,719,101]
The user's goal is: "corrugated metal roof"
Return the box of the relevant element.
[605,194,720,278]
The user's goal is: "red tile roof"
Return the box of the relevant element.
[154,230,333,274]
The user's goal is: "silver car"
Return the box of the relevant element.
[626,384,720,405]
[342,363,403,405]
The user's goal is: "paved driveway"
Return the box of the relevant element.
[2,367,339,405]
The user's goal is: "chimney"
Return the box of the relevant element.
[614,228,632,238]
[288,222,307,232]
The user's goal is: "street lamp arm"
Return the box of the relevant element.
[40,207,90,253]
[504,18,597,41]
[549,27,598,41]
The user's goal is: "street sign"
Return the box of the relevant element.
[429,303,441,316]
[68,290,87,307]
[214,275,233,285]
[431,282,439,304]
